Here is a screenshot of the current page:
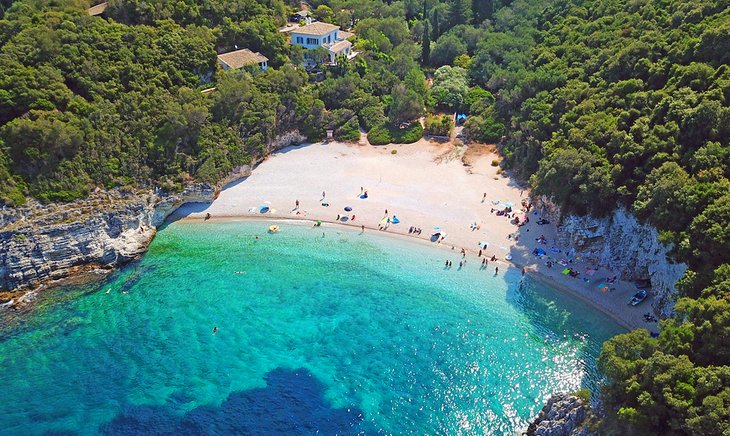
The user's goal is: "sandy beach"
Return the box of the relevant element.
[175,140,655,331]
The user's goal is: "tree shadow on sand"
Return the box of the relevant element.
[100,367,369,435]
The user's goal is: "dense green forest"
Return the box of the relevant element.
[1,0,729,432]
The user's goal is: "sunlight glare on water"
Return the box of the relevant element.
[0,220,624,434]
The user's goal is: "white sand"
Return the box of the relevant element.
[176,140,654,330]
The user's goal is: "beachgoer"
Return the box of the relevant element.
[336,214,340,220]
[351,215,355,221]
[360,187,363,194]
[255,236,259,240]
[205,213,211,220]
[295,199,299,208]
[459,261,463,268]
[322,191,326,199]
[361,225,365,232]
[491,255,496,261]
[445,260,449,267]
[478,249,482,257]
[522,267,526,276]
[212,327,218,335]
[495,267,499,275]
[385,209,388,215]
[482,193,486,203]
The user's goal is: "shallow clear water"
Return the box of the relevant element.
[0,221,624,434]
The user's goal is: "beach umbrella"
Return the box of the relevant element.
[344,206,352,212]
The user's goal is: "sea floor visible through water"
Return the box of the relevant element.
[0,220,625,434]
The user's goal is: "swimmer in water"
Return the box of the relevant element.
[212,326,218,335]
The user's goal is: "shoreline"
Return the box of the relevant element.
[168,140,651,330]
[2,140,652,332]
[175,214,635,331]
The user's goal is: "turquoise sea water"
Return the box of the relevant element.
[0,221,624,434]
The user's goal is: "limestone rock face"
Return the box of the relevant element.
[524,394,592,436]
[550,207,686,317]
[0,130,304,305]
[0,184,215,300]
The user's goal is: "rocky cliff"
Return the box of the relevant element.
[0,131,307,308]
[0,184,216,306]
[540,204,687,317]
[524,394,592,436]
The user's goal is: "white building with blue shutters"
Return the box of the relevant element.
[289,22,356,65]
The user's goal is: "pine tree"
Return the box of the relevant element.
[422,21,430,65]
[448,0,472,27]
[472,0,494,23]
[432,7,440,39]
[422,0,430,65]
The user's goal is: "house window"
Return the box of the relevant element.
[327,35,331,43]
[306,37,318,45]
[296,36,303,44]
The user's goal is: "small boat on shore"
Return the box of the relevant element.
[629,289,648,306]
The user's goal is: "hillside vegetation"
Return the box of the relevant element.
[1,0,730,432]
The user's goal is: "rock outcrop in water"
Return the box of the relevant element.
[0,131,306,307]
[524,394,592,436]
[538,202,686,317]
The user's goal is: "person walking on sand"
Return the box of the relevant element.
[322,191,326,199]
[494,266,499,275]
[361,225,365,233]
[295,199,299,209]
[482,193,486,203]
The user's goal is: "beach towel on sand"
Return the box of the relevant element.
[562,268,570,275]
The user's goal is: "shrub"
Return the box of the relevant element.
[359,104,387,131]
[367,125,392,145]
[491,159,500,166]
[465,115,504,143]
[394,123,423,143]
[424,114,453,137]
[391,149,397,154]
[335,116,361,142]
[367,123,423,145]
[573,388,591,403]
